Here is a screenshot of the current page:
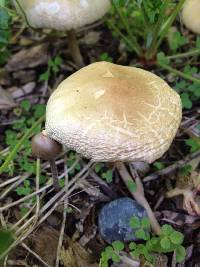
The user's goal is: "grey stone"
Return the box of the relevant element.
[98,197,148,243]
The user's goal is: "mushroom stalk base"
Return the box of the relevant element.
[67,29,84,67]
[49,159,60,191]
[116,162,161,235]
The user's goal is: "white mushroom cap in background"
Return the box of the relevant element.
[182,0,200,34]
[45,62,182,163]
[15,0,111,30]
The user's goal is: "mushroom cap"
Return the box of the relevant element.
[16,0,111,30]
[45,62,182,163]
[182,0,200,34]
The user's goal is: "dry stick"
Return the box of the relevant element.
[16,165,91,237]
[59,157,80,179]
[39,161,92,215]
[143,149,200,183]
[11,205,36,231]
[67,29,84,67]
[116,162,161,235]
[38,172,89,226]
[18,163,92,236]
[0,160,60,199]
[2,162,92,261]
[35,158,40,220]
[55,157,69,267]
[7,172,92,262]
[0,174,29,200]
[0,184,51,212]
[0,175,21,188]
[21,243,50,267]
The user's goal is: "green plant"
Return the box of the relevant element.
[99,52,113,62]
[100,241,124,267]
[168,30,188,53]
[156,51,200,109]
[108,0,185,60]
[39,55,63,82]
[100,217,186,266]
[94,163,114,183]
[0,0,16,64]
[102,170,113,183]
[185,138,200,153]
[0,228,14,260]
[15,179,33,196]
[0,101,45,175]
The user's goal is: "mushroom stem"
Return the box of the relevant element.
[67,29,84,67]
[49,159,60,191]
[116,162,161,235]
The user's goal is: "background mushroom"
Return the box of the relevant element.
[42,61,182,235]
[15,0,111,66]
[181,0,200,34]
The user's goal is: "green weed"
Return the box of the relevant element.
[100,217,186,267]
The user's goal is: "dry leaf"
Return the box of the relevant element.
[0,87,16,110]
[6,44,48,71]
[31,227,59,266]
[60,236,98,267]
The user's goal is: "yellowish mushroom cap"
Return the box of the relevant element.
[16,0,111,30]
[45,62,182,163]
[182,0,200,34]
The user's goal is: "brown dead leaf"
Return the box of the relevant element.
[60,236,98,267]
[31,227,59,266]
[0,87,16,110]
[6,44,48,71]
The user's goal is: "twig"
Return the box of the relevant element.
[143,149,200,183]
[0,175,21,188]
[35,158,40,219]
[0,174,29,200]
[21,243,50,267]
[0,184,51,212]
[11,205,36,231]
[55,156,68,267]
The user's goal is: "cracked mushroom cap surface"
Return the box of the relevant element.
[182,0,200,34]
[45,62,182,163]
[15,0,111,30]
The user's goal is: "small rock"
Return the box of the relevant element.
[98,197,148,243]
[9,82,35,99]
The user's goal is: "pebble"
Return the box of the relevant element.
[98,197,148,243]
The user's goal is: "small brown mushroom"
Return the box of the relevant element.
[32,131,62,190]
[44,62,182,234]
[15,0,111,66]
[182,0,200,34]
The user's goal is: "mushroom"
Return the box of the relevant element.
[41,62,182,234]
[15,0,111,66]
[182,0,200,34]
[32,131,62,190]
